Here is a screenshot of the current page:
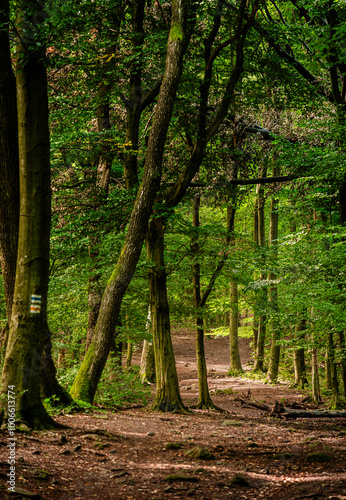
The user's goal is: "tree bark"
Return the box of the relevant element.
[70,0,191,403]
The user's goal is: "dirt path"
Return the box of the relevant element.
[0,328,345,500]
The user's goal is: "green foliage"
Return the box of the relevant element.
[94,361,151,408]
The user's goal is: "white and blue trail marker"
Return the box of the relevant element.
[30,295,41,314]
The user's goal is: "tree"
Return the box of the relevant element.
[70,0,193,403]
[0,0,65,429]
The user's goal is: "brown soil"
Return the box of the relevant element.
[1,327,346,500]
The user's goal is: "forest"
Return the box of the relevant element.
[0,0,346,498]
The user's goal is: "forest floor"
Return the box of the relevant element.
[1,327,346,500]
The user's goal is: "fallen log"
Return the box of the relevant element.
[236,398,346,419]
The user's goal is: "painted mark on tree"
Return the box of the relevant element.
[30,295,41,314]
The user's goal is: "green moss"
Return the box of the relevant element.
[305,452,331,463]
[230,475,249,487]
[170,23,183,42]
[184,446,213,460]
[165,442,183,450]
[69,343,95,403]
[164,474,198,482]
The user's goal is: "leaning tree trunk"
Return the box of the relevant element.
[0,1,63,429]
[267,179,280,383]
[70,0,191,403]
[147,216,186,412]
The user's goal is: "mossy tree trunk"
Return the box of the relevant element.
[147,216,186,412]
[70,0,191,403]
[0,1,63,429]
[267,179,280,383]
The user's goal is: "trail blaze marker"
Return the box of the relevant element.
[30,295,41,314]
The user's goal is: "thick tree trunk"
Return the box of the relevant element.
[0,0,20,326]
[70,1,191,403]
[0,2,62,429]
[147,216,186,412]
[267,184,280,383]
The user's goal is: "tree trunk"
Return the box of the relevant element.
[338,331,346,398]
[70,1,191,403]
[312,348,322,403]
[191,194,214,408]
[325,351,332,390]
[0,2,62,429]
[293,315,308,388]
[267,181,280,383]
[328,330,340,409]
[229,279,242,373]
[140,340,156,384]
[254,169,267,372]
[252,189,259,357]
[228,204,242,374]
[147,216,186,412]
[0,0,20,326]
